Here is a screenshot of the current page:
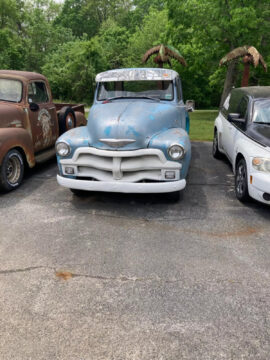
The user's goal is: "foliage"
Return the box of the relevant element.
[42,37,108,102]
[124,8,169,68]
[97,18,129,69]
[54,0,132,38]
[1,0,270,107]
[167,0,270,107]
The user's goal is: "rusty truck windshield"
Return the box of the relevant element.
[98,80,174,101]
[0,79,22,103]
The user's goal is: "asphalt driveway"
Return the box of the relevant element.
[0,142,269,359]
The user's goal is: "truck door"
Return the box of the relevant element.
[175,77,188,131]
[28,81,58,152]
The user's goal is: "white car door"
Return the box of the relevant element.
[223,96,248,161]
[218,94,231,157]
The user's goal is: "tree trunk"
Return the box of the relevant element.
[241,62,250,87]
[219,59,238,108]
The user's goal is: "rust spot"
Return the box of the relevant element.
[147,221,260,238]
[55,271,73,280]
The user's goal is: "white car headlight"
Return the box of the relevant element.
[168,144,185,160]
[252,157,270,173]
[56,142,71,157]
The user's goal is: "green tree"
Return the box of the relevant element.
[167,0,270,107]
[42,37,108,102]
[97,18,129,69]
[55,0,132,38]
[124,8,169,68]
[23,0,74,72]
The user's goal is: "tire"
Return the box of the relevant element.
[58,107,76,135]
[235,158,250,202]
[167,190,180,202]
[0,149,24,191]
[212,129,222,159]
[70,188,88,196]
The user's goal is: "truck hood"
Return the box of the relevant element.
[88,100,179,150]
[0,102,24,128]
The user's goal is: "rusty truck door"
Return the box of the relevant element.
[28,81,58,152]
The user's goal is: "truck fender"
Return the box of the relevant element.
[74,111,87,127]
[0,128,35,167]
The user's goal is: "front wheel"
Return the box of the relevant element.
[212,129,222,159]
[0,149,24,191]
[235,158,250,202]
[70,188,88,196]
[167,190,181,202]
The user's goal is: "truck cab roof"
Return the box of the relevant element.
[0,70,47,82]
[96,68,179,82]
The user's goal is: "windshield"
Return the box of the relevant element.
[253,99,270,124]
[97,80,174,101]
[0,78,23,103]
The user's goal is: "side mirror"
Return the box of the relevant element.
[29,102,39,112]
[186,100,195,112]
[228,113,246,124]
[228,113,240,121]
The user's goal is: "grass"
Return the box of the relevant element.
[85,109,219,142]
[189,110,219,141]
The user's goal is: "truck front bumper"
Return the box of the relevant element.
[57,175,186,193]
[57,147,186,193]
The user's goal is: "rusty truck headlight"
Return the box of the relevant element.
[168,144,185,160]
[56,141,71,157]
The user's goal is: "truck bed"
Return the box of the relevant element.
[54,103,85,114]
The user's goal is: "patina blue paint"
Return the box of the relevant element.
[87,100,184,150]
[104,126,112,136]
[57,126,89,159]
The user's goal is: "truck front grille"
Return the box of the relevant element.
[60,147,181,182]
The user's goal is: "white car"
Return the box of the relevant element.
[213,86,270,205]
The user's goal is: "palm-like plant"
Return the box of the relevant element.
[220,45,267,87]
[142,44,187,68]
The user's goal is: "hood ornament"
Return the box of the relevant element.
[99,138,136,148]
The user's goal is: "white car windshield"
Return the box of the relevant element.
[0,78,22,103]
[253,99,270,124]
[97,80,174,101]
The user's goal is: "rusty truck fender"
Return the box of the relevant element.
[0,128,35,167]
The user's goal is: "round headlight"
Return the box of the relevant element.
[56,142,71,157]
[168,144,185,160]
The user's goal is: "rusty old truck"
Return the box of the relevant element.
[0,70,87,191]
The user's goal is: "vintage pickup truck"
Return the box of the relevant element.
[56,68,191,199]
[0,70,87,191]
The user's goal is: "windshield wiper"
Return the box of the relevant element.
[254,122,270,125]
[105,96,160,102]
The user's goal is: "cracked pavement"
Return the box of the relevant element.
[0,142,269,360]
